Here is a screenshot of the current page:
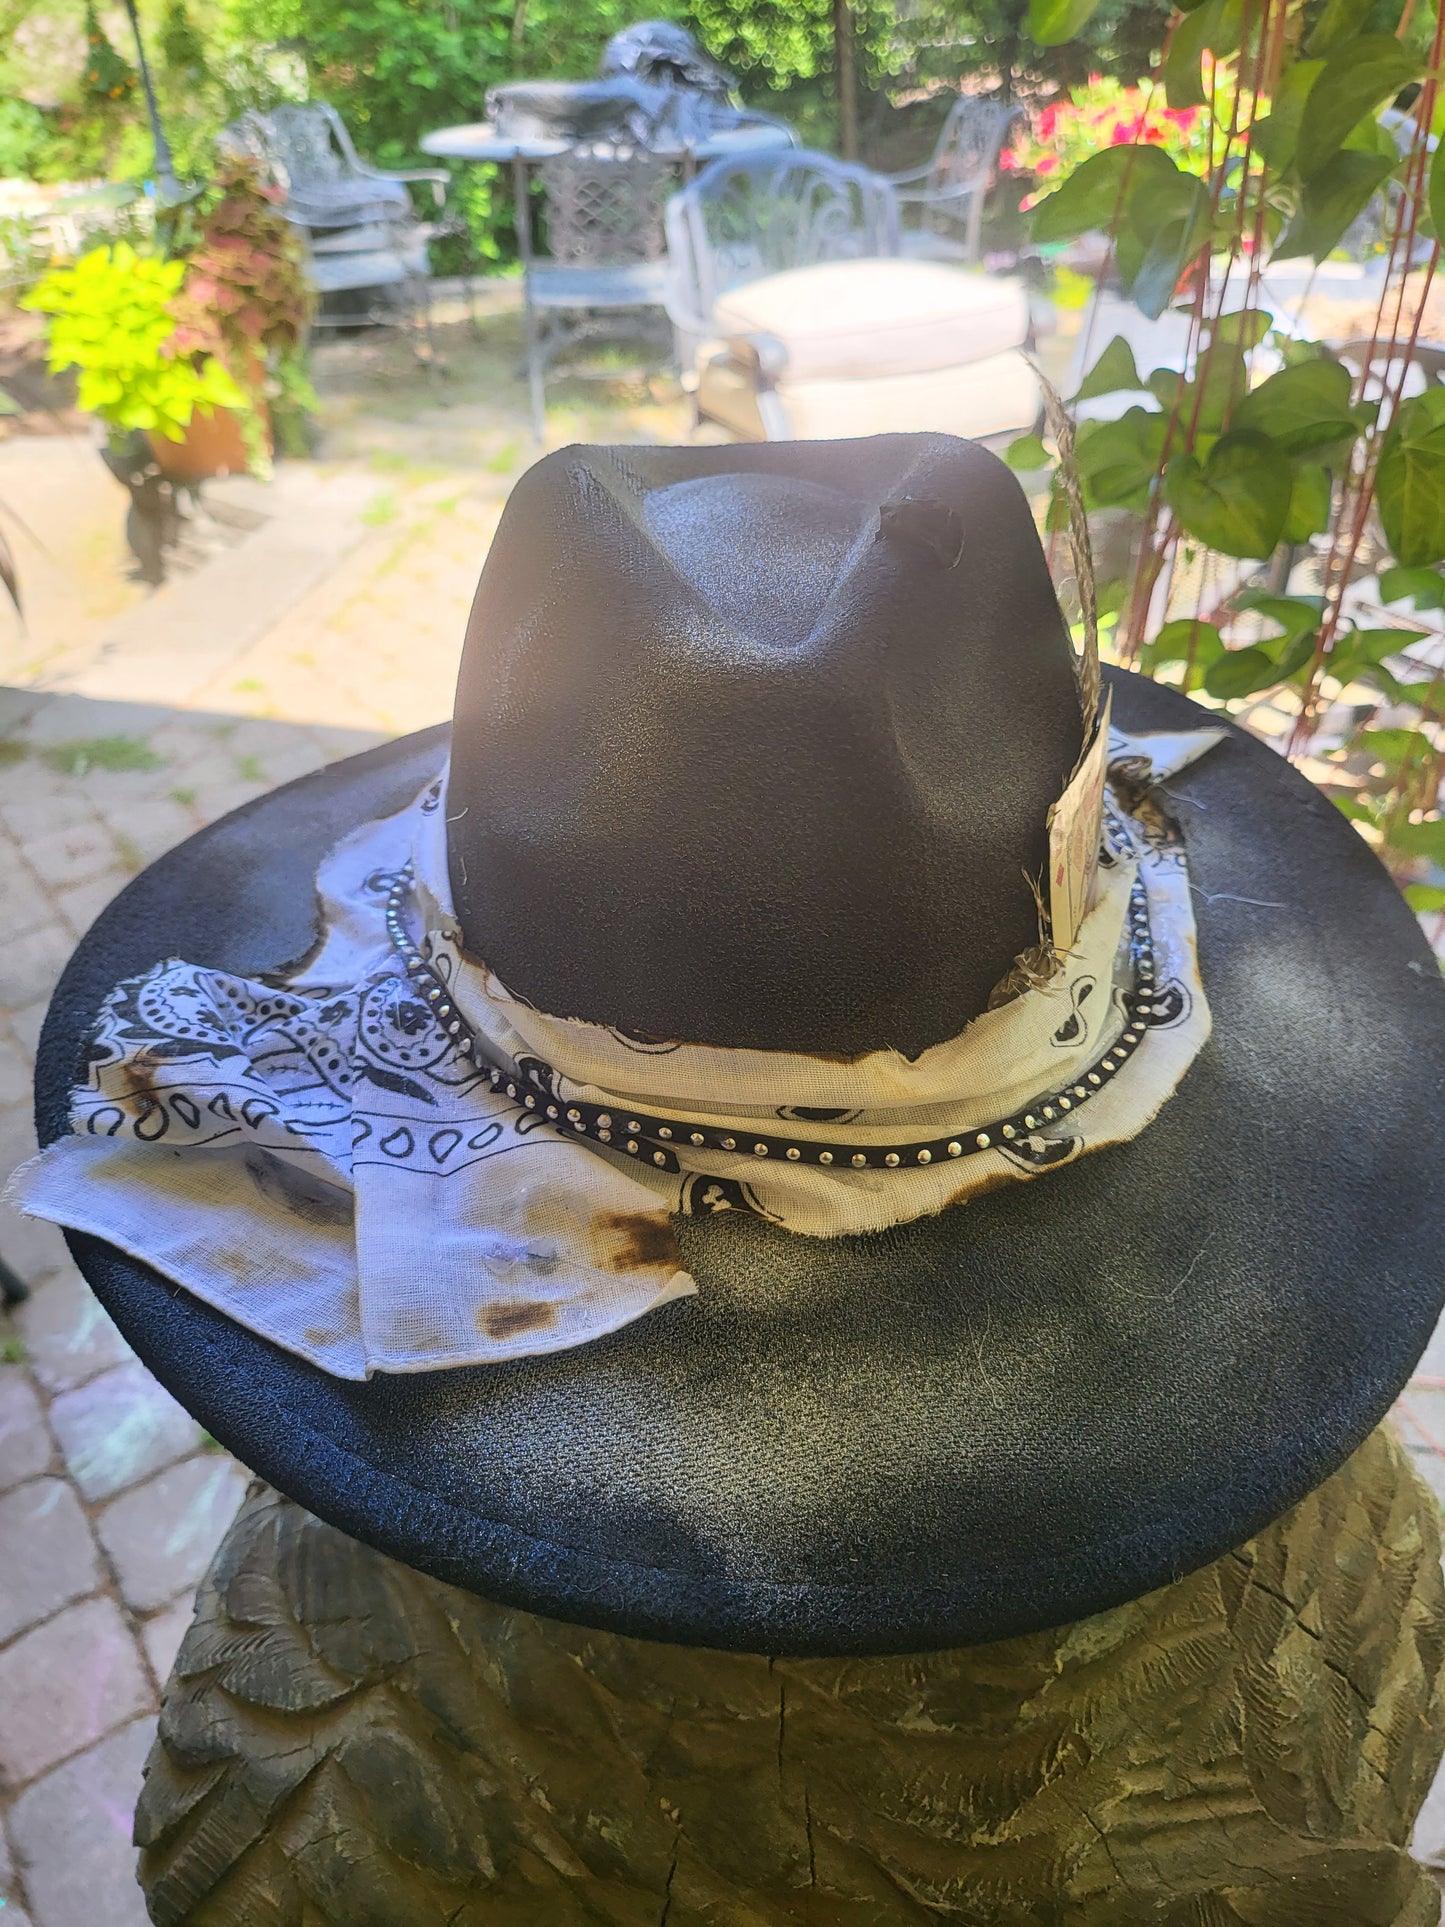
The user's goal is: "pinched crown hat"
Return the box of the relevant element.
[16,434,1445,1655]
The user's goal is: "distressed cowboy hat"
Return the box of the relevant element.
[16,433,1445,1656]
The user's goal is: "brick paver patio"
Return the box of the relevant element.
[1,299,1444,1920]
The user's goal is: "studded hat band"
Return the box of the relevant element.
[384,860,1173,1180]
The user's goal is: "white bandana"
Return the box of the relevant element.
[10,724,1221,1379]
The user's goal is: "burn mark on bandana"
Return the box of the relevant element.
[479,1298,558,1341]
[595,1209,681,1273]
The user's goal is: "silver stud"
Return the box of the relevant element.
[974,1133,989,1149]
[1002,1124,1017,1138]
[566,1107,581,1121]
[546,1105,558,1119]
[597,1113,612,1129]
[917,1149,932,1164]
[597,1129,612,1143]
[1024,1114,1038,1129]
[627,1121,640,1135]
[506,1084,516,1099]
[885,1153,900,1167]
[947,1141,962,1156]
[851,1154,867,1167]
[1073,1086,1087,1098]
[721,1137,736,1150]
[627,1140,638,1153]
[658,1127,673,1139]
[1088,1073,1101,1086]
[653,1151,667,1165]
[819,1151,834,1164]
[690,1132,705,1146]
[785,1147,801,1160]
[524,1094,535,1108]
[426,986,441,1002]
[754,1143,768,1157]
[1059,1097,1072,1111]
[1043,1107,1054,1121]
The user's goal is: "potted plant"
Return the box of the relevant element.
[22,239,249,461]
[22,158,317,485]
[164,155,317,478]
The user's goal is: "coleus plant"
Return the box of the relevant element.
[166,156,317,469]
[1012,0,1445,928]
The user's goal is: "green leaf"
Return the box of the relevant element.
[1232,356,1358,456]
[1378,563,1445,608]
[1390,816,1445,861]
[1165,431,1293,558]
[1028,0,1103,45]
[1236,592,1322,641]
[1306,0,1373,57]
[1405,883,1445,912]
[1359,726,1437,771]
[1139,616,1222,671]
[1254,60,1325,172]
[1031,143,1180,245]
[1165,0,1242,109]
[1295,36,1420,180]
[1282,463,1333,541]
[1204,645,1282,698]
[1429,144,1445,269]
[1209,308,1275,351]
[1377,398,1445,566]
[1123,175,1212,318]
[1074,335,1143,402]
[1273,152,1396,261]
[1334,793,1380,824]
[1005,432,1050,470]
[1075,406,1168,510]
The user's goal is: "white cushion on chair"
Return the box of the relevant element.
[697,346,1040,444]
[709,259,1029,381]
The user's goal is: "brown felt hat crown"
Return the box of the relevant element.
[446,434,1084,1059]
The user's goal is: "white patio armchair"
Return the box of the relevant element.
[664,149,1040,445]
[885,96,1025,265]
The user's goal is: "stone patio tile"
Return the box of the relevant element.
[0,1598,150,1786]
[0,1209,69,1298]
[6,998,47,1062]
[49,1362,200,1504]
[0,790,97,845]
[51,875,123,943]
[0,1803,13,1884]
[0,852,55,945]
[7,1715,153,1927]
[139,1595,194,1686]
[102,796,196,865]
[0,1367,52,1492]
[96,1454,249,1614]
[0,924,73,1013]
[0,1032,32,1109]
[18,819,118,894]
[18,698,174,748]
[0,1478,101,1645]
[13,1264,134,1393]
[180,778,269,824]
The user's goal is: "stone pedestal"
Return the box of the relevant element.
[136,1425,1445,1924]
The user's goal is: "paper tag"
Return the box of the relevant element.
[1046,687,1112,953]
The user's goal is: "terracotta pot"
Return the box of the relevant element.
[147,399,269,485]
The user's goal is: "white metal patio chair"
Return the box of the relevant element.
[664,148,1039,444]
[885,96,1024,265]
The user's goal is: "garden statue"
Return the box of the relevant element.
[13,435,1445,1921]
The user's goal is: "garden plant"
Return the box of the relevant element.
[1008,0,1445,923]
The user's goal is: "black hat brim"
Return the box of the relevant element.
[34,670,1445,1656]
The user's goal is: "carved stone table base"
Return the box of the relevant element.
[136,1425,1445,1925]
